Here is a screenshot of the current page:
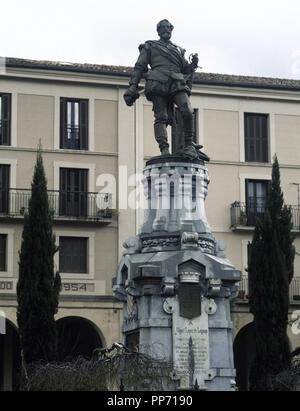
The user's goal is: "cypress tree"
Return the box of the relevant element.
[267,155,295,283]
[17,147,61,367]
[249,213,290,390]
[248,155,294,390]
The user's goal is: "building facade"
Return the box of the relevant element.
[1,58,300,390]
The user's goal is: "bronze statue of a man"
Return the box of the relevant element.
[124,19,201,160]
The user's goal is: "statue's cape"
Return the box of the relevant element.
[140,40,185,67]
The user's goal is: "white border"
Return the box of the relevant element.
[239,111,245,162]
[54,96,60,149]
[11,93,17,147]
[54,230,95,279]
[0,228,14,278]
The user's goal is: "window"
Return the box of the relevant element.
[60,98,88,150]
[245,179,269,225]
[0,165,10,213]
[0,234,7,271]
[59,168,88,217]
[59,237,88,273]
[0,94,11,145]
[244,113,269,162]
[172,108,198,153]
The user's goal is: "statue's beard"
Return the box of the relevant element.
[160,32,171,41]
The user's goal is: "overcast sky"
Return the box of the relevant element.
[1,0,300,79]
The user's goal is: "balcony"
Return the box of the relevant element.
[0,189,113,224]
[237,275,300,304]
[230,201,300,231]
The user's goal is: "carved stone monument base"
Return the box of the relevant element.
[113,157,240,391]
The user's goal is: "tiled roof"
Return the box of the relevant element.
[4,57,300,91]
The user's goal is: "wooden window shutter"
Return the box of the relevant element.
[0,165,10,213]
[59,237,87,273]
[59,168,67,215]
[60,98,68,148]
[1,94,11,145]
[79,168,88,193]
[79,100,88,150]
[0,165,10,190]
[245,114,256,162]
[245,113,268,163]
[77,238,87,273]
[78,169,88,217]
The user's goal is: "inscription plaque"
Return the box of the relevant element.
[62,282,95,293]
[171,297,210,389]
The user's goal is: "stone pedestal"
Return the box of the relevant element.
[113,156,240,391]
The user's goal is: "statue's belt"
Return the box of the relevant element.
[146,70,185,83]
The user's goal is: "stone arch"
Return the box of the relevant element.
[233,321,256,391]
[0,318,21,391]
[56,316,104,361]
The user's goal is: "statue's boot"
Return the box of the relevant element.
[192,142,203,150]
[154,123,170,155]
[181,144,199,160]
[182,123,199,159]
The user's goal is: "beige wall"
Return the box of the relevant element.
[206,164,241,230]
[0,150,118,191]
[203,109,240,162]
[17,94,54,150]
[212,232,250,273]
[95,155,118,181]
[94,100,118,153]
[94,227,118,294]
[118,89,137,257]
[0,223,118,290]
[279,168,300,206]
[275,114,300,166]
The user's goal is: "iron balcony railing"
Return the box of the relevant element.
[230,201,300,230]
[237,275,300,303]
[0,188,113,222]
